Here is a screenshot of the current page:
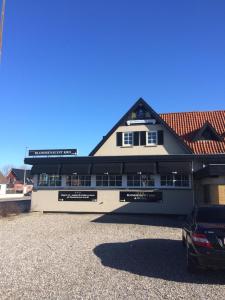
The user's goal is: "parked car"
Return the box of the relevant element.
[182,205,225,272]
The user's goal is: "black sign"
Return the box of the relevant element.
[120,191,162,202]
[29,149,77,156]
[58,191,97,202]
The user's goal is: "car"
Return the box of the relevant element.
[182,205,225,272]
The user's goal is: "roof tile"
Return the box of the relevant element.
[160,110,225,154]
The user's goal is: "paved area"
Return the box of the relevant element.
[0,213,225,300]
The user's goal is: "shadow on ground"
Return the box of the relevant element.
[0,200,31,217]
[92,214,183,228]
[93,238,225,285]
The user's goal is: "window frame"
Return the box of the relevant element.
[127,174,155,188]
[38,174,62,187]
[146,131,158,146]
[96,174,122,187]
[160,174,190,188]
[122,132,134,147]
[66,174,91,187]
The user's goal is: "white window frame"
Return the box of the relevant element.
[160,174,191,188]
[66,174,91,187]
[127,174,155,188]
[38,174,62,187]
[122,132,133,147]
[96,174,122,187]
[146,131,158,146]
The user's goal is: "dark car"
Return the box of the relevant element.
[182,205,225,272]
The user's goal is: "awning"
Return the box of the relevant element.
[194,164,225,179]
[124,162,156,174]
[30,164,61,175]
[92,163,122,174]
[158,162,192,174]
[61,164,91,175]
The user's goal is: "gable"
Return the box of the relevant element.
[90,98,192,156]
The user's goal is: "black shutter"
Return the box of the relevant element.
[116,132,122,146]
[133,132,139,146]
[158,130,164,145]
[140,131,146,145]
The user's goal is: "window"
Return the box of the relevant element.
[123,132,133,146]
[160,174,189,187]
[38,174,62,186]
[38,174,48,186]
[96,175,122,187]
[127,174,155,187]
[146,131,157,145]
[160,174,173,186]
[66,175,91,187]
[174,174,189,187]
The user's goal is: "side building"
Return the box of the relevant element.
[24,98,225,214]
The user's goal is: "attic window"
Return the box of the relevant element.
[193,122,222,142]
[130,105,151,120]
[200,129,217,140]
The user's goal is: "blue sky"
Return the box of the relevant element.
[0,0,225,169]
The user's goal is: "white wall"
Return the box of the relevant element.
[0,184,7,195]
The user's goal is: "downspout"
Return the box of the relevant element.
[191,160,195,209]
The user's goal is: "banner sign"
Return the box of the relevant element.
[58,191,97,202]
[29,149,77,156]
[126,119,156,125]
[120,191,162,202]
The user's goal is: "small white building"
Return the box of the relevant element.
[0,184,7,195]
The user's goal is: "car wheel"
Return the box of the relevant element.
[186,247,198,273]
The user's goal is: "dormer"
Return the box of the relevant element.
[193,122,223,142]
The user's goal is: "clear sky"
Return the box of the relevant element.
[0,0,225,169]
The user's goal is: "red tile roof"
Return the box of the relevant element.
[160,110,225,154]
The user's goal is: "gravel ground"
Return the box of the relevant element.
[0,213,225,300]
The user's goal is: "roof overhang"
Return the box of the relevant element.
[194,164,225,179]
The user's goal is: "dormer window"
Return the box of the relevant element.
[193,122,222,142]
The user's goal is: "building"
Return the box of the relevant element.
[24,98,225,214]
[6,168,33,193]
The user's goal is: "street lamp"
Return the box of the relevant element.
[23,147,28,194]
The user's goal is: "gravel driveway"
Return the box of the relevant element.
[0,213,225,300]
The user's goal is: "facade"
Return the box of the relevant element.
[25,98,225,214]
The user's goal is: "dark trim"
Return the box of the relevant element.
[133,132,139,146]
[158,130,164,145]
[140,131,146,145]
[89,98,193,156]
[25,154,225,166]
[116,132,122,146]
